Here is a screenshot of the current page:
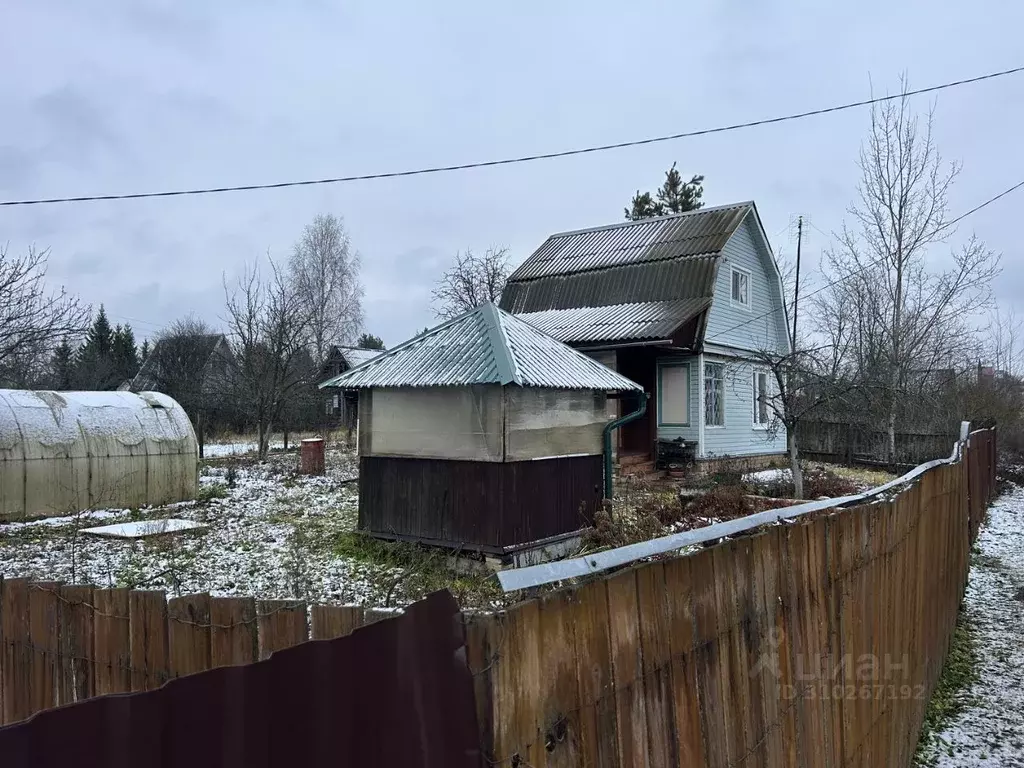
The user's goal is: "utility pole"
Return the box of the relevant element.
[791,215,803,351]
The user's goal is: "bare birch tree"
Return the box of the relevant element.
[224,257,312,460]
[0,245,89,385]
[819,79,999,460]
[289,214,364,364]
[432,246,512,320]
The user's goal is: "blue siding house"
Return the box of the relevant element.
[500,202,790,468]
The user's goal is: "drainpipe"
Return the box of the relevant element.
[603,391,649,500]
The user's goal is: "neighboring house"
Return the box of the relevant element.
[318,345,386,430]
[500,201,791,469]
[131,334,234,395]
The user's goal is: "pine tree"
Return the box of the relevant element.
[77,306,119,389]
[50,339,75,390]
[140,339,151,364]
[625,163,705,220]
[357,333,385,350]
[112,324,139,382]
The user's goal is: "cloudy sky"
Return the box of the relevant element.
[1,0,1022,348]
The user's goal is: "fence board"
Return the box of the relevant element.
[210,596,257,667]
[537,590,582,768]
[570,578,618,768]
[1,579,31,725]
[256,600,308,660]
[129,590,169,691]
[167,593,211,678]
[465,613,497,761]
[27,582,61,717]
[57,585,93,706]
[662,556,707,767]
[92,588,131,697]
[310,604,364,640]
[606,568,648,768]
[634,561,673,768]
[493,599,545,766]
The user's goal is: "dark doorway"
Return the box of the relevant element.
[615,347,657,456]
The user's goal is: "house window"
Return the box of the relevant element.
[658,364,689,425]
[704,362,724,426]
[731,268,750,308]
[753,370,770,426]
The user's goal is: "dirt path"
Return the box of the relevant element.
[925,485,1024,766]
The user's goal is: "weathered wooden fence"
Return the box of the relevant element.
[0,429,1000,767]
[798,420,958,467]
[0,586,398,726]
[0,590,480,767]
[466,428,997,767]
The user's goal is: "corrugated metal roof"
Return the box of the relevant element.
[508,202,752,282]
[514,298,711,344]
[501,255,719,314]
[338,347,384,368]
[318,303,642,391]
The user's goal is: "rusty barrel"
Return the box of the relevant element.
[299,437,326,475]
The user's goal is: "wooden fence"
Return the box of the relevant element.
[0,429,1000,767]
[798,420,958,467]
[0,586,399,726]
[466,428,997,767]
[0,590,481,767]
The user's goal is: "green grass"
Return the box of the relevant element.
[197,483,229,503]
[915,605,981,765]
[333,532,509,609]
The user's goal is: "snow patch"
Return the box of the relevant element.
[742,468,792,484]
[82,519,207,539]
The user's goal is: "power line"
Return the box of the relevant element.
[3,65,1023,208]
[705,178,1024,344]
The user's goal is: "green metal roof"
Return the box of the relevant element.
[318,303,642,391]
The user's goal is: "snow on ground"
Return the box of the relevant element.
[0,450,411,606]
[923,485,1024,767]
[203,440,283,457]
[742,468,792,484]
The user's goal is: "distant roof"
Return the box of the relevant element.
[500,203,757,343]
[318,303,642,391]
[132,334,228,391]
[337,346,384,368]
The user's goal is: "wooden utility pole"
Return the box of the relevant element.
[791,215,803,350]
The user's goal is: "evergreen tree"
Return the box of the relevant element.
[140,339,151,363]
[50,339,76,390]
[625,163,705,220]
[112,324,139,382]
[357,332,385,350]
[76,306,119,389]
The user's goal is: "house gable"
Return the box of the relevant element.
[702,214,789,356]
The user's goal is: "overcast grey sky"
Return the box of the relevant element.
[1,0,1022,347]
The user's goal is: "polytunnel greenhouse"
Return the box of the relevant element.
[0,389,198,521]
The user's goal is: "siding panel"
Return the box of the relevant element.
[703,218,789,354]
[700,355,786,458]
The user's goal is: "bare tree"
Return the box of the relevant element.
[0,245,89,385]
[224,256,312,460]
[819,79,999,460]
[289,214,364,364]
[137,315,231,457]
[431,246,512,320]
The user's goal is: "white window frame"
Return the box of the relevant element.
[657,362,690,426]
[731,267,751,310]
[753,369,771,428]
[704,362,725,428]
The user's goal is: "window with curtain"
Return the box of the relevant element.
[704,362,724,426]
[753,370,770,426]
[659,364,689,425]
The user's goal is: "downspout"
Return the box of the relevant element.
[603,392,649,500]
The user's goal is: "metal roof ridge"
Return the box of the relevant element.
[317,311,474,388]
[480,302,521,385]
[541,201,755,240]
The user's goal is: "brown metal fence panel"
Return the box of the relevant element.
[0,590,481,768]
[468,428,998,767]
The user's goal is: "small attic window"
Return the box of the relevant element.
[731,268,750,308]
